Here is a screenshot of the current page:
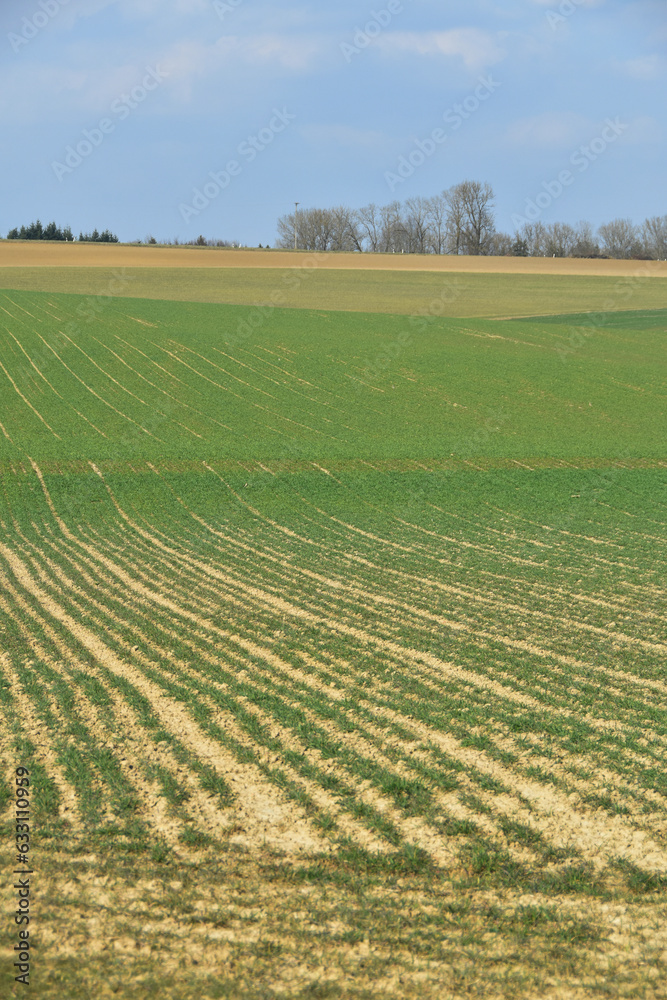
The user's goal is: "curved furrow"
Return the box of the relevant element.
[0,543,326,857]
[21,520,667,858]
[79,505,667,726]
[0,647,79,827]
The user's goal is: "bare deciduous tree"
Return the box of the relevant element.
[379,201,406,253]
[544,222,578,257]
[355,203,382,253]
[443,185,466,254]
[276,211,297,249]
[275,195,662,260]
[597,218,642,259]
[571,220,600,257]
[641,215,667,259]
[488,231,513,256]
[404,196,431,254]
[426,194,448,255]
[512,221,547,256]
[444,181,495,255]
[276,207,350,252]
[329,205,362,252]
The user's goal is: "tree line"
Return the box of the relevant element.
[5,220,119,243]
[276,181,667,260]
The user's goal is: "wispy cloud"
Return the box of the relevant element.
[619,115,664,143]
[1,0,663,244]
[375,29,506,72]
[614,54,666,80]
[504,111,593,149]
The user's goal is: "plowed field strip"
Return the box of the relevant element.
[0,582,176,828]
[14,532,403,852]
[102,470,648,668]
[485,725,667,829]
[141,664,400,855]
[225,645,666,869]
[137,481,667,639]
[0,648,78,825]
[6,530,520,857]
[6,532,667,876]
[72,516,667,788]
[241,484,663,602]
[24,520,664,840]
[10,496,667,724]
[351,700,667,872]
[50,650,265,852]
[291,489,664,606]
[31,654,188,848]
[19,464,667,840]
[45,500,667,772]
[485,503,666,555]
[116,488,656,652]
[146,658,461,867]
[189,462,660,619]
[81,513,667,729]
[2,546,246,838]
[18,520,667,864]
[0,613,127,826]
[0,542,325,857]
[8,531,469,854]
[44,653,237,845]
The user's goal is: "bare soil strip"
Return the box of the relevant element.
[17,463,667,871]
[0,543,325,857]
[29,515,667,872]
[0,648,80,826]
[58,478,666,755]
[37,655,187,849]
[103,505,667,743]
[8,523,512,858]
[360,701,667,872]
[102,493,667,716]
[6,533,250,844]
[2,242,666,276]
[10,530,410,857]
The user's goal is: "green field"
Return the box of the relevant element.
[2,264,667,317]
[0,280,665,998]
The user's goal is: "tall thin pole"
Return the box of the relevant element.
[294,202,299,251]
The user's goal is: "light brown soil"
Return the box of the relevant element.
[2,241,666,276]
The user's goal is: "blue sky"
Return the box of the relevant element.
[1,0,664,245]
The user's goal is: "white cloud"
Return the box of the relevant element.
[0,64,90,121]
[375,29,506,72]
[619,115,664,144]
[233,34,326,72]
[505,111,593,149]
[0,20,329,129]
[615,54,666,81]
